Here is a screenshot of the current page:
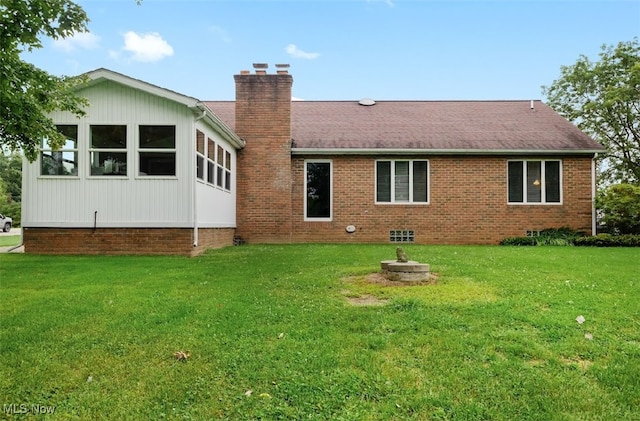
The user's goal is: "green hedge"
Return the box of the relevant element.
[574,234,640,247]
[501,229,640,247]
[499,227,585,246]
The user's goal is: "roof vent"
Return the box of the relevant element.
[358,98,376,106]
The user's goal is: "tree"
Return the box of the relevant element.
[0,152,22,224]
[0,0,90,162]
[597,183,640,234]
[542,39,640,185]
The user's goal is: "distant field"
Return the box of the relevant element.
[1,244,638,420]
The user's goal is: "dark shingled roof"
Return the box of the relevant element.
[203,100,604,154]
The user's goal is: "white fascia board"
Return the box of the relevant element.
[291,148,602,156]
[82,69,245,150]
[83,68,199,108]
[195,103,245,150]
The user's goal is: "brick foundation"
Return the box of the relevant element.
[23,227,235,256]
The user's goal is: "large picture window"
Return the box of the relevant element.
[508,160,561,204]
[139,125,176,176]
[376,160,429,203]
[40,125,78,176]
[90,125,127,176]
[305,160,332,220]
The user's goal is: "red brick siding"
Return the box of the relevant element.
[234,73,293,243]
[23,227,234,256]
[285,155,595,245]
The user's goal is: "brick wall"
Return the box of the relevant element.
[23,227,235,256]
[286,155,595,245]
[234,68,294,243]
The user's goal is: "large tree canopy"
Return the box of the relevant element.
[543,39,640,185]
[0,0,90,161]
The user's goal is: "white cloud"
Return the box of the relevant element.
[122,31,174,62]
[53,31,100,53]
[285,44,320,60]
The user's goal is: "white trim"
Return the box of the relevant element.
[304,159,333,221]
[80,69,244,150]
[507,159,563,205]
[375,159,430,205]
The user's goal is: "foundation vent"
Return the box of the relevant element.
[390,230,415,243]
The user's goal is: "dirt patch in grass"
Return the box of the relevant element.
[342,272,439,306]
[346,294,389,306]
[560,357,593,370]
[350,271,439,286]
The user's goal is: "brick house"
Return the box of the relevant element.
[21,65,605,255]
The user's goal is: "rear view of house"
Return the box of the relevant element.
[21,65,605,254]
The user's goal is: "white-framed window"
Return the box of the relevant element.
[196,130,205,181]
[138,125,176,176]
[508,160,561,204]
[40,125,79,176]
[305,160,332,220]
[215,145,224,188]
[90,125,127,176]
[207,137,215,185]
[224,150,231,191]
[376,160,429,204]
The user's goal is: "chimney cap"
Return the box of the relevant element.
[275,64,290,68]
[252,63,268,69]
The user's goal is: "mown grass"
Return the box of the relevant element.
[0,235,21,247]
[0,244,639,420]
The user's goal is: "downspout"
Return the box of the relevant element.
[192,108,207,248]
[591,154,598,235]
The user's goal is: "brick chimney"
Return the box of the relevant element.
[234,63,294,243]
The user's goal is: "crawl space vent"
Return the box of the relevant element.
[389,230,415,243]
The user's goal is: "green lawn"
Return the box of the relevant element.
[1,244,639,420]
[0,235,21,247]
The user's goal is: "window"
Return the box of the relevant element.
[376,160,429,203]
[207,137,215,184]
[305,160,332,220]
[216,145,224,188]
[139,125,176,176]
[508,160,561,204]
[225,151,231,191]
[196,130,205,180]
[90,125,127,176]
[40,125,78,176]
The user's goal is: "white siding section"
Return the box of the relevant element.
[23,80,197,227]
[194,122,237,228]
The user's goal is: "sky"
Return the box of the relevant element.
[22,0,640,102]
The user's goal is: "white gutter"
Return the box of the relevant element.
[291,148,605,156]
[195,102,245,150]
[592,154,598,235]
[192,110,208,248]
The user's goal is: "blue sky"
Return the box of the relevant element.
[22,0,640,101]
